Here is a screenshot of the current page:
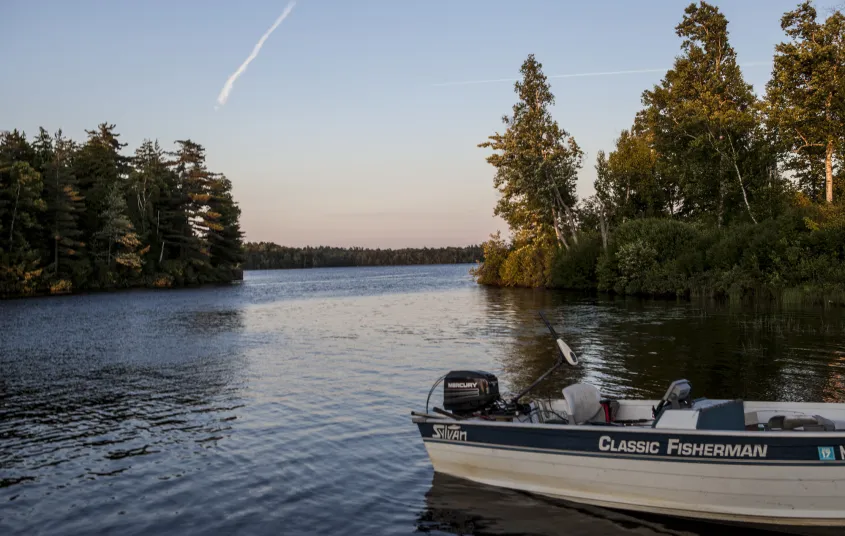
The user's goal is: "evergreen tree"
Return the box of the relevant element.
[478,54,583,249]
[206,174,244,275]
[94,182,143,277]
[128,139,173,273]
[168,140,213,278]
[766,1,845,203]
[74,123,130,277]
[0,132,46,295]
[32,128,87,284]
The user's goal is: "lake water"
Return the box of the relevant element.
[2,264,845,535]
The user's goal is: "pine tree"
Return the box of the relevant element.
[206,173,244,276]
[32,128,87,285]
[94,182,143,279]
[128,139,173,274]
[478,54,583,249]
[74,123,130,266]
[0,131,46,295]
[167,140,214,280]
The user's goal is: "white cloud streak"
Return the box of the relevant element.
[431,61,773,87]
[215,1,297,109]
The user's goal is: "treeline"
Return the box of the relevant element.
[472,1,845,303]
[243,242,482,269]
[0,124,244,298]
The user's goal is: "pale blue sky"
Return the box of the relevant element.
[2,0,840,247]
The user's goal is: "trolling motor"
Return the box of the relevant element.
[425,311,579,419]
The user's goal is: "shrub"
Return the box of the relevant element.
[470,231,510,286]
[550,232,602,290]
[597,218,703,296]
[475,202,845,303]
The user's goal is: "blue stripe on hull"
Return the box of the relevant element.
[416,421,845,464]
[423,438,845,466]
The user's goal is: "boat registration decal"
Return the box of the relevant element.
[819,447,836,460]
[600,436,768,458]
[432,424,467,442]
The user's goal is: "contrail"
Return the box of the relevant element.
[432,61,772,87]
[215,1,297,109]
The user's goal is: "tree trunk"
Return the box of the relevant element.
[9,183,20,252]
[598,208,608,251]
[54,162,60,275]
[717,184,724,229]
[562,204,579,245]
[735,161,757,224]
[552,186,578,245]
[826,139,834,204]
[725,135,757,224]
[551,207,569,250]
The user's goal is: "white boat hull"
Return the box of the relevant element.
[414,411,845,528]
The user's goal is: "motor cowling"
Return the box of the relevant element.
[443,370,500,415]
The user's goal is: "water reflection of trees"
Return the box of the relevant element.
[481,288,845,403]
[481,288,588,400]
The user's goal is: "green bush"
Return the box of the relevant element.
[499,241,553,287]
[597,218,704,296]
[470,232,509,286]
[475,203,845,304]
[550,232,602,290]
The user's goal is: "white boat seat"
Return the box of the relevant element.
[768,414,838,431]
[562,383,603,425]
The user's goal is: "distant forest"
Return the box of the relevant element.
[243,242,483,269]
[0,125,244,298]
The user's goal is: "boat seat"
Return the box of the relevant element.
[562,383,603,425]
[768,414,838,431]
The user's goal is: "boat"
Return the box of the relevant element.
[411,312,845,531]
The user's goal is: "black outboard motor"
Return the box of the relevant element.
[442,370,500,415]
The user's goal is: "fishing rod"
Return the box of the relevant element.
[509,311,579,404]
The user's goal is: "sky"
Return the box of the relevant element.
[1,0,843,248]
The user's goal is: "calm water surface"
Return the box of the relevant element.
[2,265,845,535]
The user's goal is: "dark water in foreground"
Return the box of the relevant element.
[2,265,845,536]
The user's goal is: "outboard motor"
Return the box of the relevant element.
[442,370,500,415]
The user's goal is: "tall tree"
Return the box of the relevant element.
[641,1,775,226]
[128,139,174,271]
[206,174,244,274]
[0,132,46,295]
[74,123,130,266]
[32,128,87,281]
[478,54,583,249]
[766,1,845,203]
[168,140,213,274]
[594,123,670,225]
[94,182,143,275]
